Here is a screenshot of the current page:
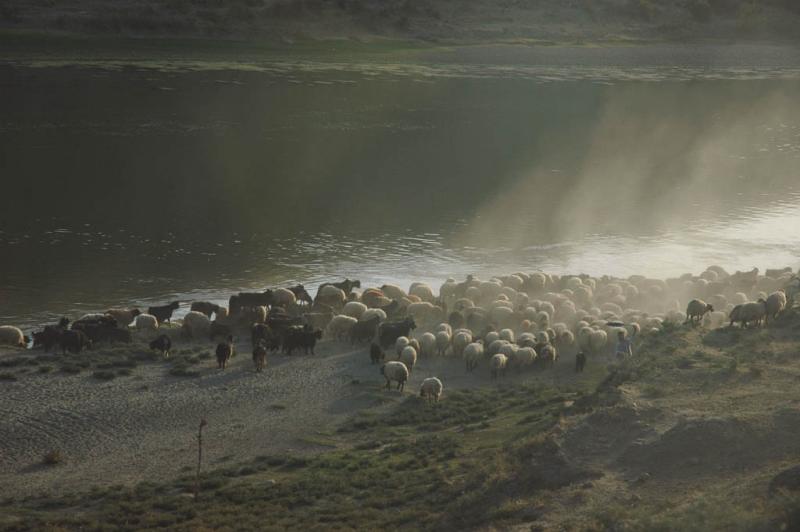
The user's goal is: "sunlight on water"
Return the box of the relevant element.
[1,55,800,329]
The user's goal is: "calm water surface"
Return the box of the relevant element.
[2,45,800,329]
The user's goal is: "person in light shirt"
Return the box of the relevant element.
[615,330,633,359]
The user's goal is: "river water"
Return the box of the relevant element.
[1,44,799,329]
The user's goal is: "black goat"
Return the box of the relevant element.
[148,302,180,324]
[190,301,220,318]
[283,327,323,356]
[349,315,380,344]
[59,330,91,354]
[378,318,416,348]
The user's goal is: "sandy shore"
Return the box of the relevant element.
[0,337,570,499]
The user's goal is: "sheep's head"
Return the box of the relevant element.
[706,304,714,313]
[132,309,141,317]
[169,301,180,310]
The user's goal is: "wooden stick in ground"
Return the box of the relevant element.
[194,418,208,501]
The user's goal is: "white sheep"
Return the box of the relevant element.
[419,377,443,402]
[400,345,418,373]
[765,291,787,324]
[589,329,607,354]
[464,342,484,371]
[435,323,453,335]
[78,313,109,322]
[409,282,434,302]
[518,332,536,348]
[317,285,347,308]
[105,308,141,328]
[440,279,458,300]
[135,313,159,331]
[484,331,500,345]
[380,284,407,300]
[408,338,420,355]
[738,299,767,328]
[490,353,508,379]
[503,274,524,290]
[181,311,211,338]
[512,346,537,368]
[452,331,472,358]
[528,273,547,292]
[0,326,26,348]
[381,361,409,391]
[536,311,551,328]
[395,336,410,356]
[487,339,508,356]
[360,308,387,323]
[685,299,713,325]
[498,328,515,343]
[498,342,518,359]
[342,301,368,319]
[325,315,358,340]
[272,287,297,306]
[435,330,451,356]
[464,286,482,301]
[490,306,515,327]
[419,332,437,358]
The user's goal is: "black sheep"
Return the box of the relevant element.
[575,352,586,373]
[370,343,385,365]
[33,317,70,352]
[59,330,91,354]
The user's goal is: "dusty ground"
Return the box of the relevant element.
[0,334,590,500]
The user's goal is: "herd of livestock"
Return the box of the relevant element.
[1,265,798,397]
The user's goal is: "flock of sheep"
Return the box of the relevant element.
[1,265,797,403]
